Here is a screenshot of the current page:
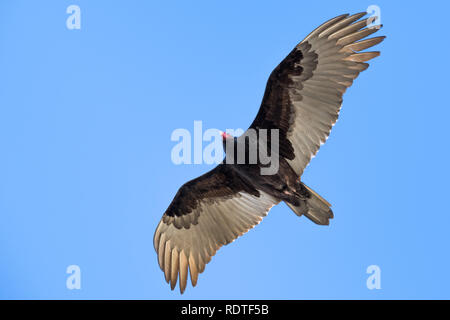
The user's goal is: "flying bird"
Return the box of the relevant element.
[154,11,384,293]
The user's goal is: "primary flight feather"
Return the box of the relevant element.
[154,11,384,293]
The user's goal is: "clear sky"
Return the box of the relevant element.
[1,0,449,299]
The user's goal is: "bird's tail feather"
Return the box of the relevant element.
[285,184,333,225]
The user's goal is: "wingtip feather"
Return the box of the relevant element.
[344,51,380,62]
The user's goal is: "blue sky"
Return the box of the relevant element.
[1,0,449,299]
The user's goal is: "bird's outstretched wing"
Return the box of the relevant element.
[153,164,279,293]
[249,12,384,176]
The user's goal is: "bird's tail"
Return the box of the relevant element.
[285,183,333,225]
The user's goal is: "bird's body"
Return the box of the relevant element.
[153,11,385,293]
[222,136,313,212]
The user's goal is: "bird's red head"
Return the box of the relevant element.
[221,131,232,141]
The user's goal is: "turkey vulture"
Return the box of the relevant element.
[154,11,384,293]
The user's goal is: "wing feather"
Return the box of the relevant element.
[153,164,279,293]
[179,250,189,293]
[248,12,384,176]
